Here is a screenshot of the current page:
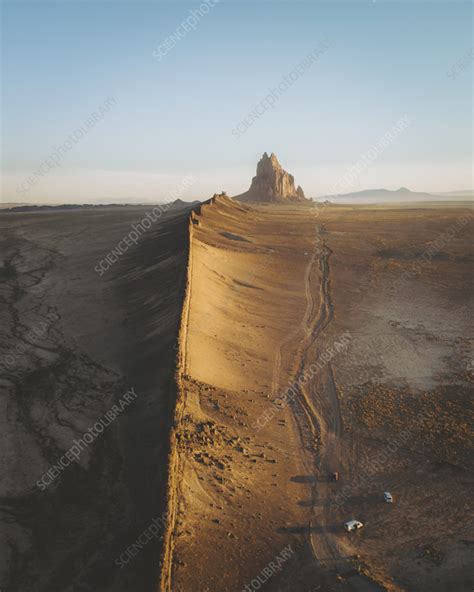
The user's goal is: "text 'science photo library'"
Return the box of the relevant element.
[0,1,472,592]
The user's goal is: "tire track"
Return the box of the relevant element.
[267,223,343,569]
[270,247,318,400]
[288,226,386,591]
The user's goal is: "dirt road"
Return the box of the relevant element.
[272,220,386,590]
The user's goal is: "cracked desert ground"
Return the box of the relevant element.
[0,197,472,592]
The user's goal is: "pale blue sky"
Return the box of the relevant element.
[1,0,472,202]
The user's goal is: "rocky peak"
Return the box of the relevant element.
[234,153,307,203]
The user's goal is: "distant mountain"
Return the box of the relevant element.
[318,187,465,203]
[169,198,201,209]
[0,202,31,209]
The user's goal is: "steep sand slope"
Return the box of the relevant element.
[0,205,192,592]
[161,199,473,592]
[160,195,329,591]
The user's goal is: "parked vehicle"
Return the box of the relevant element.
[344,520,364,532]
[332,471,339,482]
[383,491,393,503]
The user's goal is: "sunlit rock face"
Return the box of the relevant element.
[235,152,307,203]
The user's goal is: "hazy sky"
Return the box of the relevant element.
[1,0,472,203]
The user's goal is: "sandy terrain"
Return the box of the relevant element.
[1,198,472,592]
[160,197,473,592]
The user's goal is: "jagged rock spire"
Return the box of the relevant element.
[235,153,307,203]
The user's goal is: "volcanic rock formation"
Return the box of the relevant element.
[234,152,307,203]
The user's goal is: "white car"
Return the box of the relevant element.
[383,491,393,503]
[344,520,364,532]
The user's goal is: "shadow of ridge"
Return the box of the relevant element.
[298,499,331,507]
[291,474,336,484]
[277,524,341,534]
[291,475,317,483]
